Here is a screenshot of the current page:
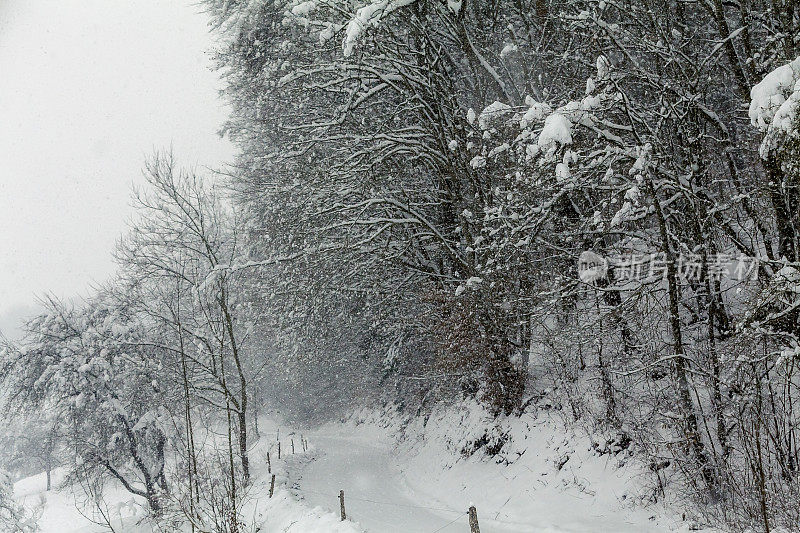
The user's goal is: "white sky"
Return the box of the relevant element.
[0,1,234,338]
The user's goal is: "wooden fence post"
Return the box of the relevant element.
[339,490,346,521]
[269,474,276,498]
[468,505,480,533]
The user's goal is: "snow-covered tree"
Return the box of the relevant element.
[198,0,800,528]
[3,295,171,514]
[0,468,38,533]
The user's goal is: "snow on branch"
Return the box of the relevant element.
[342,0,416,57]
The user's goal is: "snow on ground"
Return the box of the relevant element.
[15,405,704,532]
[14,468,149,532]
[245,488,363,533]
[289,403,702,533]
[286,429,470,532]
[13,417,364,533]
[242,417,365,532]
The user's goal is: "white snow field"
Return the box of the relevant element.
[15,406,701,532]
[14,467,149,533]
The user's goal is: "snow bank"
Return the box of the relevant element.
[340,401,698,532]
[15,467,149,533]
[250,489,363,533]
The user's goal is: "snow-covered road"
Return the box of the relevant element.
[288,429,512,533]
[279,413,684,533]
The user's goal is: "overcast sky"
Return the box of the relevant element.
[0,1,234,338]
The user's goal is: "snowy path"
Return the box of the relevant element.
[288,430,512,533]
[281,418,680,533]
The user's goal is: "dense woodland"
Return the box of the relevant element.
[2,0,800,531]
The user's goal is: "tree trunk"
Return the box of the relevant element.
[647,178,714,487]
